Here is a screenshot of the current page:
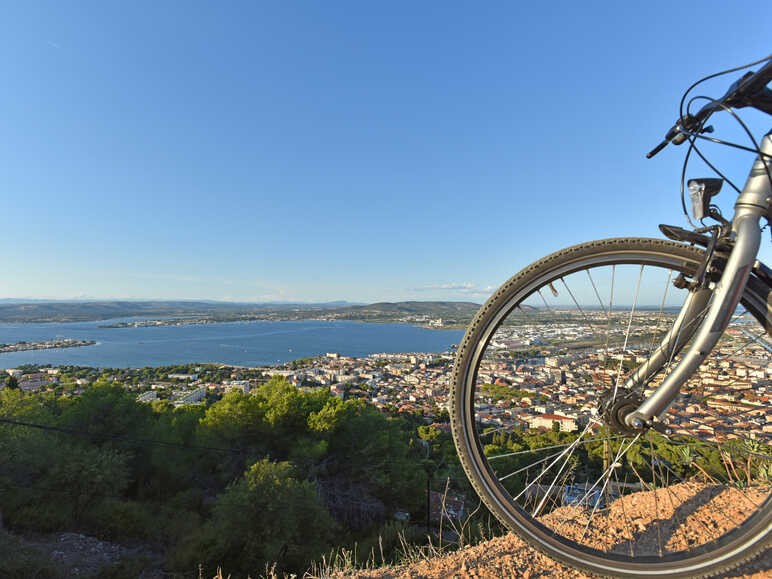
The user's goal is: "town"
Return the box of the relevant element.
[0,338,96,353]
[3,311,769,445]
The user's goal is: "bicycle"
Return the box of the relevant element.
[450,55,772,578]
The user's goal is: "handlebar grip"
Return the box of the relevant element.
[646,140,668,159]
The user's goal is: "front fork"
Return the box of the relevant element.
[624,131,772,428]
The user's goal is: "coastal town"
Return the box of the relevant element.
[3,311,770,445]
[0,338,95,353]
[2,308,770,576]
[98,313,457,329]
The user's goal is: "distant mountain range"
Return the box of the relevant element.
[0,298,360,307]
[0,300,482,324]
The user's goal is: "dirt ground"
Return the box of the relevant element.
[354,483,772,579]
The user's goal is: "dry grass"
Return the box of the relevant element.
[207,481,498,579]
[230,482,771,579]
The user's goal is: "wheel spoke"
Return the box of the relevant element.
[487,435,624,461]
[537,289,553,312]
[613,264,645,402]
[586,269,609,319]
[606,264,615,355]
[512,422,596,501]
[727,328,770,356]
[560,277,595,331]
[497,449,563,481]
[455,240,772,573]
[612,467,636,556]
[532,437,581,517]
[552,434,642,538]
[643,270,675,394]
[648,432,664,556]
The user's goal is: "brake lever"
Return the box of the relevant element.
[646,140,668,159]
[646,114,701,158]
[647,120,688,158]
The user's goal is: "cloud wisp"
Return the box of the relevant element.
[411,282,496,297]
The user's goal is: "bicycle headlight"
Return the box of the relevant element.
[687,178,723,220]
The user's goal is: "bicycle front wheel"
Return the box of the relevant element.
[451,237,771,578]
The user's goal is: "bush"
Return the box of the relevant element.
[194,459,338,575]
[81,499,158,542]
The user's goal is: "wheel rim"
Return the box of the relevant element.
[456,244,771,575]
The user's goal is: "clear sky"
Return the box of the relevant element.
[1,1,770,303]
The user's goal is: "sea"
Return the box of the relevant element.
[0,319,465,369]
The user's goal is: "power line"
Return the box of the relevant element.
[0,417,242,455]
[0,481,186,516]
[0,481,272,518]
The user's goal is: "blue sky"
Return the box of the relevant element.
[1,1,770,303]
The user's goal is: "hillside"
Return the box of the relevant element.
[0,300,480,324]
[0,300,231,323]
[327,301,480,326]
[340,301,481,315]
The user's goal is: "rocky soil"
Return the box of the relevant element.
[20,531,164,578]
[354,483,772,579]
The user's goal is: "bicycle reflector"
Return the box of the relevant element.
[688,178,723,220]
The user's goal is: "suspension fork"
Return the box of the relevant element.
[625,131,772,428]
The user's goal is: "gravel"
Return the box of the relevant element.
[23,531,164,578]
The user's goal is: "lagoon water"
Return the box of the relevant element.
[0,319,464,369]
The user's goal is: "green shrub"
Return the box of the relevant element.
[193,459,338,575]
[81,499,158,542]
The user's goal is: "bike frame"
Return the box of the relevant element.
[625,130,772,427]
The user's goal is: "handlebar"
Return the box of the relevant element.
[647,56,772,159]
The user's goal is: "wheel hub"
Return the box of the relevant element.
[598,389,645,435]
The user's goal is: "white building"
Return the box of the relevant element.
[174,386,207,407]
[137,391,158,403]
[529,413,577,432]
[168,373,199,381]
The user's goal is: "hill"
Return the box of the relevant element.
[0,300,481,325]
[326,301,480,326]
[339,301,480,316]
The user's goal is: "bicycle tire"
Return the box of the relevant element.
[450,237,772,578]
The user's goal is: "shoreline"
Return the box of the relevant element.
[0,349,457,372]
[97,317,470,331]
[0,339,96,354]
[0,320,464,370]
